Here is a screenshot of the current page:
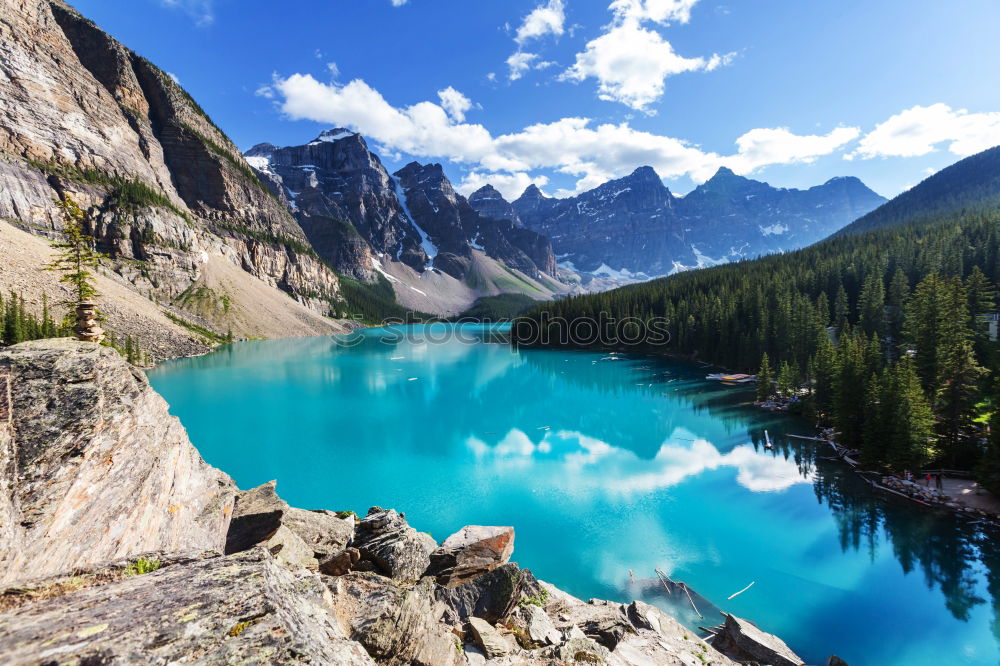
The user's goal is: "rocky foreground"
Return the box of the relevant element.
[0,340,809,665]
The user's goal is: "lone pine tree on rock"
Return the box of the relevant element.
[47,196,105,343]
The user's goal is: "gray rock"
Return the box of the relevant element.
[511,604,561,647]
[225,480,354,568]
[712,613,805,666]
[557,636,610,663]
[429,525,515,585]
[325,571,461,666]
[0,547,374,665]
[0,341,236,585]
[353,507,437,581]
[827,656,849,666]
[436,562,531,624]
[320,546,362,576]
[468,617,512,659]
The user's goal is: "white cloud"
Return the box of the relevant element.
[160,0,214,27]
[458,171,550,200]
[254,84,274,99]
[274,75,495,164]
[515,0,566,45]
[727,126,861,175]
[390,0,408,5]
[166,72,181,85]
[610,0,700,24]
[272,73,861,197]
[437,86,473,122]
[561,0,733,112]
[506,0,566,82]
[326,62,340,80]
[850,103,1000,160]
[507,52,538,81]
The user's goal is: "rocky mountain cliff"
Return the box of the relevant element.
[0,0,346,349]
[0,339,809,666]
[469,166,886,279]
[246,131,564,315]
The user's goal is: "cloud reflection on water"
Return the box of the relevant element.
[466,428,813,494]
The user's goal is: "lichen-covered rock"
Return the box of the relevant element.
[437,562,532,625]
[0,547,375,665]
[0,340,236,585]
[325,571,462,666]
[468,617,514,659]
[353,507,437,581]
[509,604,561,647]
[225,480,354,568]
[429,525,515,585]
[712,613,805,666]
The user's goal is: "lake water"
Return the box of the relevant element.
[147,323,1000,665]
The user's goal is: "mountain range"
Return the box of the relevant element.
[469,166,887,279]
[245,130,565,315]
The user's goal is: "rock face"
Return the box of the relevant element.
[468,184,522,226]
[326,571,462,666]
[0,340,235,585]
[0,0,342,339]
[353,507,438,581]
[0,548,375,666]
[487,165,886,278]
[0,339,805,665]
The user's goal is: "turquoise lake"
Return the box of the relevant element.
[147,323,1000,665]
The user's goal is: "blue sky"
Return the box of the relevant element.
[72,0,1000,200]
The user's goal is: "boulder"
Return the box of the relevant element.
[429,525,515,585]
[320,546,362,576]
[325,571,462,666]
[468,617,513,659]
[225,480,354,568]
[0,548,374,665]
[510,604,561,647]
[712,613,805,666]
[557,636,610,663]
[0,341,236,585]
[353,507,437,581]
[437,563,533,624]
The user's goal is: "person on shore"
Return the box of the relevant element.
[925,473,932,486]
[936,473,944,490]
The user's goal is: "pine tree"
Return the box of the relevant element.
[777,360,799,398]
[936,338,983,465]
[46,196,102,315]
[834,285,851,330]
[886,357,936,471]
[976,381,1000,495]
[756,353,773,402]
[858,272,886,338]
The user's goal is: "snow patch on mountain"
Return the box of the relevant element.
[392,176,439,264]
